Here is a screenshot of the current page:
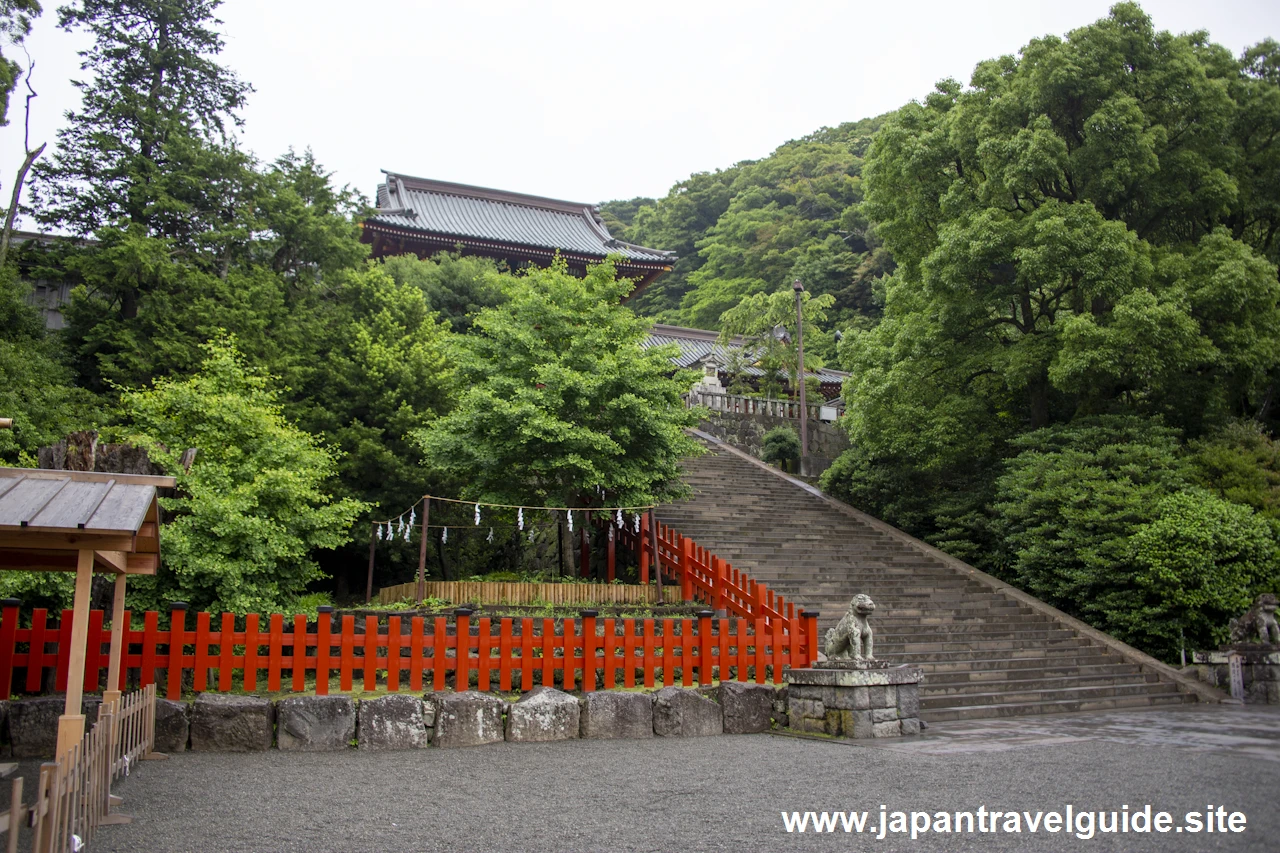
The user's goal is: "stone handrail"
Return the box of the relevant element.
[686,390,829,421]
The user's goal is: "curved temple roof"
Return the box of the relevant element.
[366,172,675,265]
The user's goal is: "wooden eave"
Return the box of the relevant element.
[0,467,173,575]
[361,221,673,297]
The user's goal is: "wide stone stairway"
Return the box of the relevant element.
[658,441,1207,722]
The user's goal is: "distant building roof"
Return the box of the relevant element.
[643,323,849,387]
[362,172,675,295]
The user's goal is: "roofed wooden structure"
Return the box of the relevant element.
[0,466,174,759]
[362,172,676,297]
[0,467,171,575]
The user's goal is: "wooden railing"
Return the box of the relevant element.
[25,684,157,853]
[611,514,796,628]
[0,607,818,700]
[686,390,829,421]
[376,580,682,607]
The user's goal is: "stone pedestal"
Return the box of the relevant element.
[1192,646,1280,704]
[785,664,923,738]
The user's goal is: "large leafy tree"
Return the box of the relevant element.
[993,416,1278,659]
[32,0,252,316]
[0,1,40,127]
[119,338,367,613]
[413,258,702,511]
[832,4,1280,548]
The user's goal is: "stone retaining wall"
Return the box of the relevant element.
[0,681,889,754]
[697,411,848,475]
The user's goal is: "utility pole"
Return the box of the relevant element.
[793,279,809,475]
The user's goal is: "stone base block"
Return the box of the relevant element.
[190,694,275,752]
[653,687,723,737]
[277,695,355,751]
[506,687,579,742]
[786,666,922,739]
[718,682,774,734]
[154,699,191,753]
[580,692,653,739]
[8,697,66,758]
[431,691,506,748]
[1192,648,1280,704]
[357,694,429,750]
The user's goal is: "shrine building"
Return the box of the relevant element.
[361,171,676,298]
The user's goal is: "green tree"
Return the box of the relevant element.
[118,338,366,613]
[33,0,253,317]
[413,258,703,510]
[1128,490,1278,658]
[379,250,505,334]
[718,287,834,395]
[0,1,41,127]
[0,266,105,466]
[830,4,1280,572]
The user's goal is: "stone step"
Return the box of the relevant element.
[921,691,1193,722]
[660,441,1202,721]
[922,672,1163,698]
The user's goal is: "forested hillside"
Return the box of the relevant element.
[605,3,1280,660]
[1,1,1277,661]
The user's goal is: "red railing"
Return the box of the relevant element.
[612,515,795,626]
[0,605,819,700]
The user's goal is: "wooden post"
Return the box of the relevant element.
[680,536,694,602]
[56,549,94,759]
[606,525,616,583]
[802,610,820,667]
[366,521,376,604]
[639,513,649,586]
[103,573,128,705]
[416,499,430,604]
[649,509,663,605]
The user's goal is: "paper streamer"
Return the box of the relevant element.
[518,507,524,530]
[487,527,494,543]
[442,527,448,544]
[474,503,481,525]
[567,510,573,532]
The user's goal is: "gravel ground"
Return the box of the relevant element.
[12,704,1280,852]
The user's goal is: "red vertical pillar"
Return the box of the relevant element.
[802,610,820,667]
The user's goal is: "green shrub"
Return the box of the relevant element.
[762,426,801,467]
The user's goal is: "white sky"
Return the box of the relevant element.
[2,0,1278,226]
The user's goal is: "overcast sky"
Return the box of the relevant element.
[2,0,1278,226]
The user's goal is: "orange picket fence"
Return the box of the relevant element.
[0,604,819,700]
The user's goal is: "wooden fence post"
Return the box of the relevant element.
[801,610,820,667]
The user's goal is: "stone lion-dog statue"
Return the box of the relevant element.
[825,593,876,661]
[1230,593,1280,645]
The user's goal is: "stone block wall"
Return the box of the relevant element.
[1191,649,1280,704]
[697,411,848,475]
[0,684,804,756]
[786,667,923,738]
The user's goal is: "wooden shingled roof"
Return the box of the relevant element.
[0,467,175,575]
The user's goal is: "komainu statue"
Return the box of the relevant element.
[1230,594,1280,645]
[825,594,876,661]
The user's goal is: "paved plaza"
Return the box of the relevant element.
[17,704,1280,852]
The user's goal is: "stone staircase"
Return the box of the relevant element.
[657,440,1212,722]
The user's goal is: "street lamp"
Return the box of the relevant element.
[792,278,809,474]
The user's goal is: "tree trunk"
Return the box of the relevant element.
[559,517,577,578]
[0,142,45,268]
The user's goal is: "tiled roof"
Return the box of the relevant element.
[366,173,675,264]
[643,324,849,384]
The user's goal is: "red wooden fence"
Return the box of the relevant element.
[611,514,794,626]
[0,605,818,701]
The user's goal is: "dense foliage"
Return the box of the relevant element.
[2,1,1278,656]
[413,259,703,511]
[118,339,367,612]
[822,4,1280,659]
